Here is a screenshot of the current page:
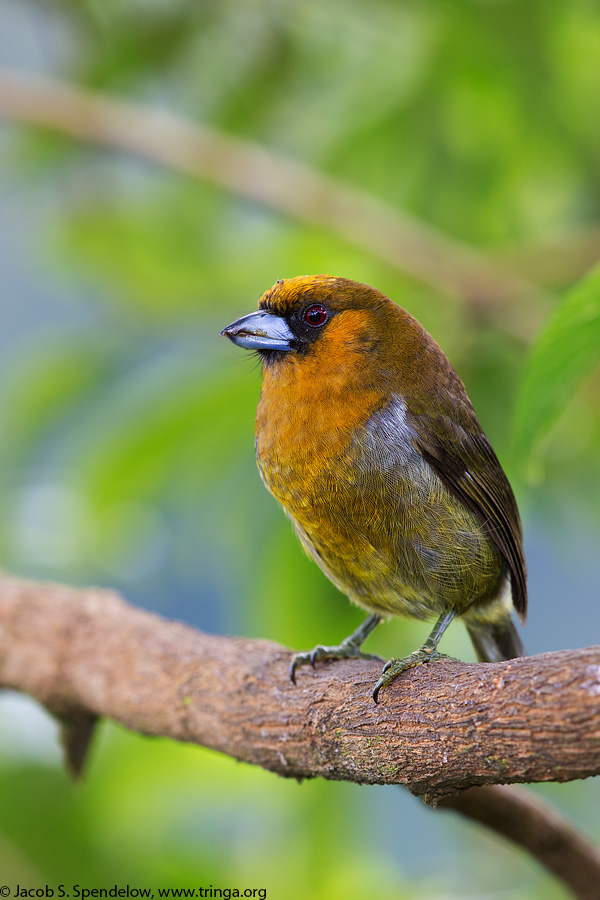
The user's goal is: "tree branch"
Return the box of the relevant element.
[439,785,600,900]
[495,226,600,289]
[1,573,600,898]
[1,574,598,796]
[0,67,551,337]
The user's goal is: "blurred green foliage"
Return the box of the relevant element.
[515,262,600,461]
[1,0,600,898]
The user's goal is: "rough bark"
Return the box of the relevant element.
[1,574,599,799]
[2,574,600,899]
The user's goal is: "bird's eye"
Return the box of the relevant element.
[302,304,328,327]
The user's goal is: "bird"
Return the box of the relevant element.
[221,275,526,702]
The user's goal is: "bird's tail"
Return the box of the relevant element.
[465,614,525,662]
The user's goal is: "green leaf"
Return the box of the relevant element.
[513,263,600,459]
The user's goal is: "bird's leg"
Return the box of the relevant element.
[372,610,456,703]
[290,613,382,684]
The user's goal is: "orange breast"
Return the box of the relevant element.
[254,321,504,620]
[255,310,386,514]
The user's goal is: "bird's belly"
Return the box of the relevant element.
[257,429,504,621]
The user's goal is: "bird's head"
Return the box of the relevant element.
[221,275,457,403]
[221,275,408,363]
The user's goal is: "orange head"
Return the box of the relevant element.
[221,274,470,411]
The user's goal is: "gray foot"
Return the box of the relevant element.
[290,641,380,684]
[372,648,451,703]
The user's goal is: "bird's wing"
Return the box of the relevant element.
[408,408,527,621]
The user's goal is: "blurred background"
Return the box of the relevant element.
[0,1,599,898]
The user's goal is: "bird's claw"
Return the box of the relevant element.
[372,648,451,703]
[290,642,380,684]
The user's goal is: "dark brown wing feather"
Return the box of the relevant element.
[410,411,527,622]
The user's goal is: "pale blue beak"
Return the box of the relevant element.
[221,311,294,351]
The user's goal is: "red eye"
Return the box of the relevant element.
[302,304,328,327]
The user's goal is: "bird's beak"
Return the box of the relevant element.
[220,311,294,351]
